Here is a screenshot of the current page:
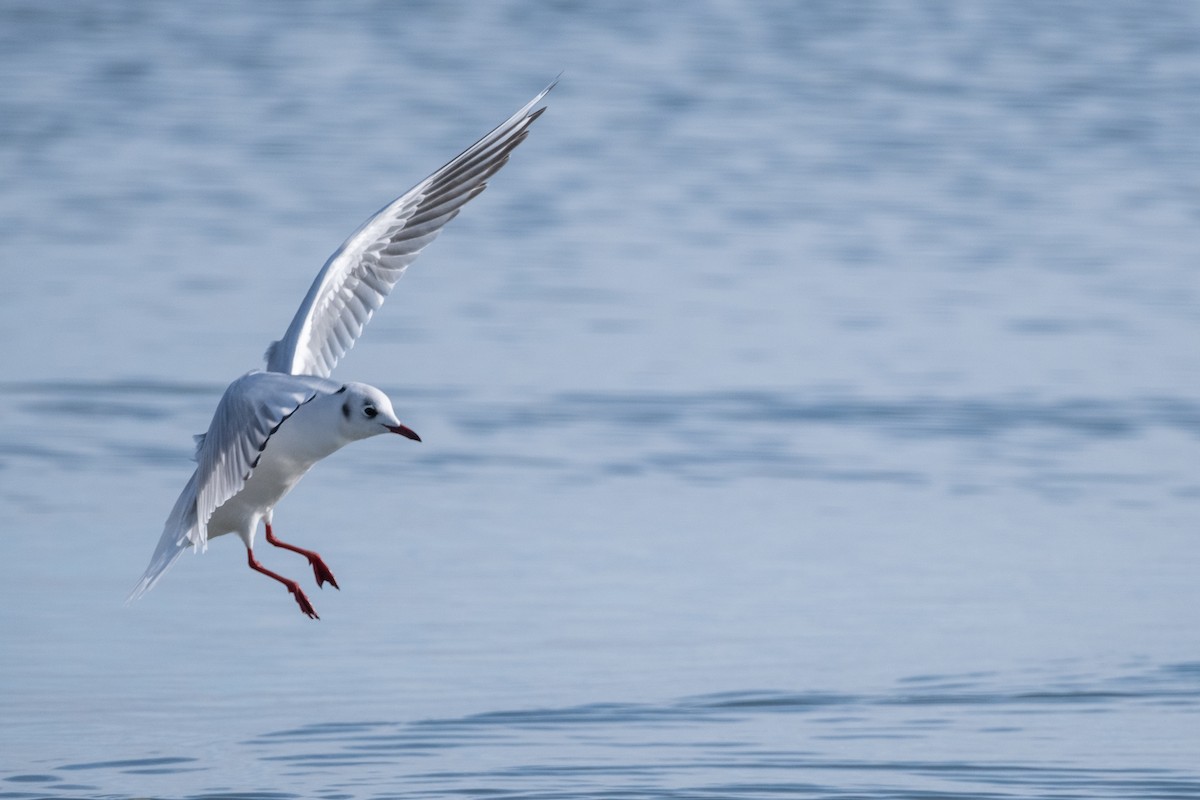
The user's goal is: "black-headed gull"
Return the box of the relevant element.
[129,83,553,619]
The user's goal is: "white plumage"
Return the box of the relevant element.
[129,83,553,618]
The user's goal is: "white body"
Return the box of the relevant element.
[206,391,357,549]
[127,80,553,607]
[128,374,409,601]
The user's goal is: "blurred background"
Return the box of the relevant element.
[1,2,1198,798]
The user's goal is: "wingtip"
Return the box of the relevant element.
[125,574,154,606]
[529,75,560,110]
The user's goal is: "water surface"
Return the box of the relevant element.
[2,2,1199,798]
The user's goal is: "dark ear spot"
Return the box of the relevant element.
[335,385,347,394]
[342,401,350,419]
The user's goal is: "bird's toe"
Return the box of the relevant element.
[308,555,340,591]
[287,583,320,620]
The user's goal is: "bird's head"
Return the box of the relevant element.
[336,382,421,443]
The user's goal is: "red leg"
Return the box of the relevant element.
[265,522,340,590]
[247,548,319,620]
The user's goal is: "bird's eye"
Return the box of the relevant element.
[364,406,378,418]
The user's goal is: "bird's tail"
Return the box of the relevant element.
[126,471,201,604]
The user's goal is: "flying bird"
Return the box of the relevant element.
[128,83,553,619]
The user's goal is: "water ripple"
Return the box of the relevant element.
[3,665,1198,800]
[452,391,1200,440]
[3,382,1197,499]
[56,756,199,772]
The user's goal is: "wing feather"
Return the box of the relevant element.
[193,371,341,547]
[265,81,554,377]
[128,371,341,601]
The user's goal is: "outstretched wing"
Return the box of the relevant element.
[127,371,340,602]
[265,81,554,378]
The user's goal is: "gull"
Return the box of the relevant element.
[128,82,553,619]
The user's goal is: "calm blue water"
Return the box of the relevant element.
[2,2,1199,798]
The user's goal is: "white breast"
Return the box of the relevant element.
[205,395,350,546]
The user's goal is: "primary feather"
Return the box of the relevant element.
[265,82,554,378]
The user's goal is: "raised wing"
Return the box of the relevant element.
[128,371,341,602]
[265,82,554,378]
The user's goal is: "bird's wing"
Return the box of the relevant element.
[128,371,340,602]
[190,371,341,547]
[265,81,554,378]
[126,470,200,602]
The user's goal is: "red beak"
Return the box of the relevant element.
[387,424,421,442]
